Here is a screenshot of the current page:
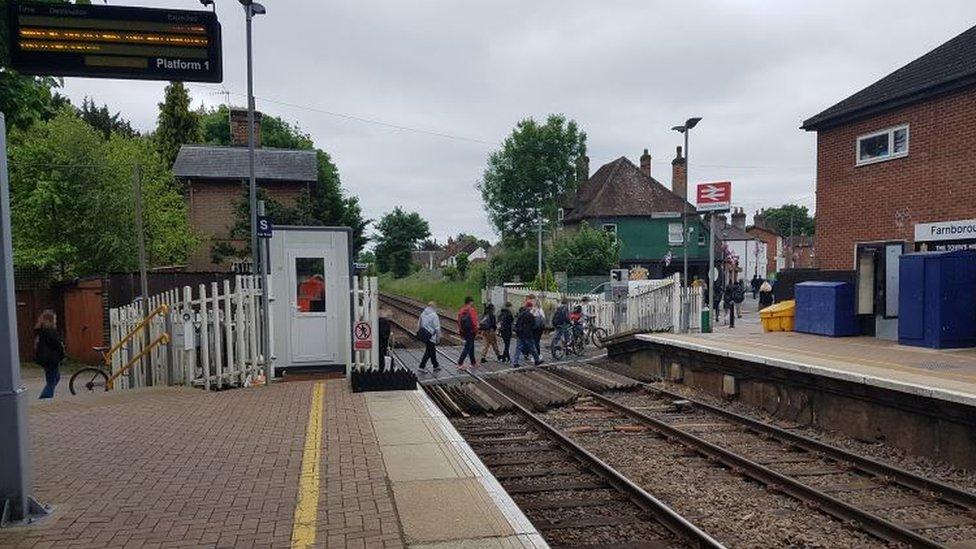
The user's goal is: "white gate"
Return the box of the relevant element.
[352,275,379,371]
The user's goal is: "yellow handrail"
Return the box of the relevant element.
[106,333,171,390]
[102,303,170,367]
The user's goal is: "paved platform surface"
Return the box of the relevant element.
[0,378,545,548]
[643,297,976,407]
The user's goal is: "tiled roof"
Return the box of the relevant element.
[802,24,976,130]
[563,157,692,222]
[173,145,318,182]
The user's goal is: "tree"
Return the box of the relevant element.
[485,246,537,285]
[155,82,200,167]
[417,238,442,251]
[455,253,469,278]
[547,222,620,276]
[373,208,430,277]
[761,204,815,236]
[9,112,196,278]
[479,114,586,241]
[79,97,137,139]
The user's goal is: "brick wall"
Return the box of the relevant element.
[746,226,780,276]
[229,109,262,148]
[186,179,307,270]
[671,146,687,202]
[815,86,976,270]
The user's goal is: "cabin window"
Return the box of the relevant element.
[668,223,684,245]
[856,125,908,166]
[601,223,617,236]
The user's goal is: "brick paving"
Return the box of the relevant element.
[0,379,406,548]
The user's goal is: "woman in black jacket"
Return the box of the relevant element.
[34,309,65,399]
[497,303,514,362]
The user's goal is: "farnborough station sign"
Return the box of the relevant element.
[7,1,222,82]
[915,218,976,252]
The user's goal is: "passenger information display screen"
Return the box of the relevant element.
[7,1,222,82]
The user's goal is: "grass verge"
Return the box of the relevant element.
[379,271,481,311]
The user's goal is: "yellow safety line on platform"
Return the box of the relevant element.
[292,382,325,548]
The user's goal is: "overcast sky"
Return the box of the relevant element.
[57,0,975,244]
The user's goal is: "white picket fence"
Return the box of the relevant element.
[486,273,704,336]
[108,275,267,391]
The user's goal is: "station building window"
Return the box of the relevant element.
[296,257,326,312]
[856,125,908,166]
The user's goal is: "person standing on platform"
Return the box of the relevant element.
[417,301,441,371]
[512,300,541,367]
[750,275,761,299]
[479,303,501,363]
[758,280,774,310]
[35,310,64,399]
[456,296,479,369]
[497,302,514,363]
[723,283,737,329]
[733,280,746,319]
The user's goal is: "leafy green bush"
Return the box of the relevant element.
[548,222,619,276]
[486,246,537,284]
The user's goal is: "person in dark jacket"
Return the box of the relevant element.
[750,275,761,299]
[456,297,479,368]
[34,309,65,399]
[723,283,737,329]
[550,298,571,358]
[479,303,501,363]
[512,301,540,367]
[758,280,774,310]
[497,303,514,362]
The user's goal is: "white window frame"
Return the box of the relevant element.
[855,124,909,166]
[667,222,684,245]
[601,223,617,236]
[557,208,564,223]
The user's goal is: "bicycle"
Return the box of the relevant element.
[581,314,608,349]
[550,324,582,360]
[69,304,171,395]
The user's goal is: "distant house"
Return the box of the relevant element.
[173,108,317,271]
[561,148,710,280]
[746,209,785,276]
[412,250,442,271]
[439,239,487,268]
[717,209,767,281]
[801,24,976,336]
[784,235,816,269]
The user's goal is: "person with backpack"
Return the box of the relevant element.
[497,302,514,362]
[550,298,571,358]
[417,301,441,371]
[530,297,546,356]
[479,303,501,363]
[723,282,737,329]
[733,280,746,319]
[750,275,762,299]
[456,297,479,368]
[758,279,774,310]
[34,309,65,399]
[512,300,540,367]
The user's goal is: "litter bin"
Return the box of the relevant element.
[701,308,711,333]
[760,300,795,332]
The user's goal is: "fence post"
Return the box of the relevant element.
[245,276,258,379]
[182,286,195,387]
[234,276,246,384]
[223,279,236,385]
[198,284,211,391]
[211,282,223,389]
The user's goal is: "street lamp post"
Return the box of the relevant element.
[240,0,265,282]
[671,117,701,288]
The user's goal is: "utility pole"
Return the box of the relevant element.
[132,164,151,386]
[258,200,273,384]
[789,213,794,269]
[240,0,265,284]
[537,213,543,282]
[708,213,716,320]
[0,113,50,525]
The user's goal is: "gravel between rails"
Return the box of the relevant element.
[452,413,691,548]
[593,358,976,496]
[593,381,976,545]
[540,404,887,548]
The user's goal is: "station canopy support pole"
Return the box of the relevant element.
[0,113,51,527]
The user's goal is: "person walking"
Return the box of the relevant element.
[758,279,774,310]
[530,297,546,356]
[456,297,479,368]
[733,280,746,319]
[417,301,442,371]
[550,298,571,358]
[479,303,501,363]
[723,283,737,329]
[497,302,514,362]
[512,300,540,367]
[34,309,64,399]
[750,275,761,299]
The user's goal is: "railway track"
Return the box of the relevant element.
[450,371,723,549]
[541,363,976,548]
[378,292,462,342]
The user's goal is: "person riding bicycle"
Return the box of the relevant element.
[550,298,571,358]
[570,304,584,341]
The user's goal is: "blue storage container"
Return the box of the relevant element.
[898,250,976,349]
[794,281,858,336]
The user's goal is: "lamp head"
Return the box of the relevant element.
[239,0,266,15]
[685,117,702,129]
[199,0,214,5]
[671,125,686,133]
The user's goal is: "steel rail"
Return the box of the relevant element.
[542,367,948,549]
[464,369,726,549]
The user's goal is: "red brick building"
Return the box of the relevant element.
[173,109,317,270]
[802,24,976,336]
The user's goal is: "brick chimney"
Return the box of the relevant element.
[671,146,687,201]
[732,207,746,230]
[230,107,262,147]
[639,149,652,178]
[576,155,590,183]
[754,209,767,230]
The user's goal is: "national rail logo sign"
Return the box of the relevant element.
[696,181,732,212]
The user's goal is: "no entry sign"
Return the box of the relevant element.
[354,321,372,350]
[696,181,732,212]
